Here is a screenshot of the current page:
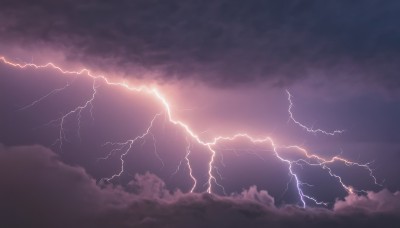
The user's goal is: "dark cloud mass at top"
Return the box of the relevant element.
[1,0,400,87]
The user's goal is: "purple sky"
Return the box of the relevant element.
[1,1,400,227]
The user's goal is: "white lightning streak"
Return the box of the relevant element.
[18,82,73,111]
[286,90,345,136]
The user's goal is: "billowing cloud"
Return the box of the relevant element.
[334,189,400,214]
[0,144,399,228]
[1,0,400,88]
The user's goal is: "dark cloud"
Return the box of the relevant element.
[0,0,400,88]
[0,144,399,228]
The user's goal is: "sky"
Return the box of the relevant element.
[1,1,400,227]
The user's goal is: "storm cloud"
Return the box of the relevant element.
[1,144,399,228]
[1,0,400,88]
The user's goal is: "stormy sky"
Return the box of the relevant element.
[1,1,400,227]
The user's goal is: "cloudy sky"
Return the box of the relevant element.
[1,1,400,227]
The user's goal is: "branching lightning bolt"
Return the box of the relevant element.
[101,112,162,183]
[47,79,99,150]
[0,56,381,208]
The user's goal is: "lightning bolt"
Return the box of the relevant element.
[171,137,197,192]
[17,81,73,111]
[0,56,381,207]
[101,112,162,183]
[46,79,98,150]
[286,90,345,136]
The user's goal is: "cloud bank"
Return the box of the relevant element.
[1,0,400,88]
[0,144,399,228]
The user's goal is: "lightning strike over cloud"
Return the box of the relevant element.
[0,56,381,208]
[172,137,197,193]
[101,112,162,183]
[184,137,197,193]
